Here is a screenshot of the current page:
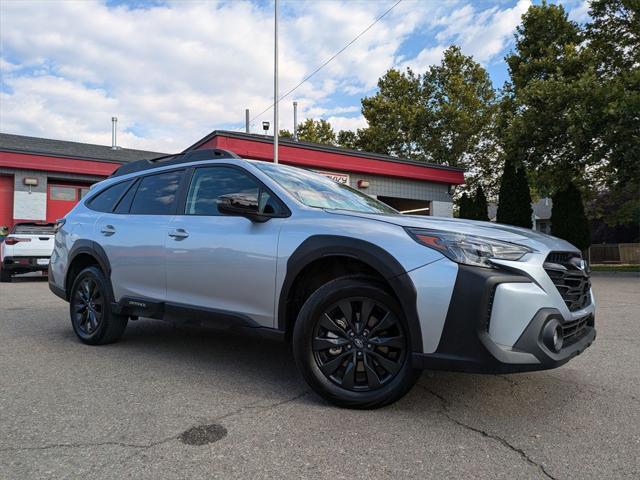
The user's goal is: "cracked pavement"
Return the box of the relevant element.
[1,274,639,479]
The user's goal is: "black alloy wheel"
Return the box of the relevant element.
[293,276,419,409]
[72,277,104,336]
[312,297,406,391]
[69,266,128,345]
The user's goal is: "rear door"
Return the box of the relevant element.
[94,170,185,302]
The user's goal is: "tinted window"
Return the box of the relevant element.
[88,180,132,213]
[185,167,260,216]
[12,223,56,234]
[114,180,139,214]
[130,170,184,215]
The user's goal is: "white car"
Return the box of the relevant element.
[1,222,55,282]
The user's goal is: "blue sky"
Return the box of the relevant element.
[0,0,590,152]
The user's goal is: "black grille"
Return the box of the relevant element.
[544,252,591,312]
[561,314,592,346]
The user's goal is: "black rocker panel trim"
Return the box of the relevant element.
[278,235,423,352]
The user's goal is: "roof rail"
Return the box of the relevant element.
[109,148,241,178]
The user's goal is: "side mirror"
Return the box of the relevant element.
[218,194,268,222]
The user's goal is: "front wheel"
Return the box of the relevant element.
[69,266,128,345]
[293,277,420,409]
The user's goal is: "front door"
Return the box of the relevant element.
[165,166,286,328]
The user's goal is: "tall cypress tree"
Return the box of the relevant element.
[473,186,490,221]
[551,182,591,250]
[497,157,533,227]
[458,193,473,219]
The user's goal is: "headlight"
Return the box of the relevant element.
[406,228,532,268]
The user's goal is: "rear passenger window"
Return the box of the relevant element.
[88,181,132,213]
[130,170,184,215]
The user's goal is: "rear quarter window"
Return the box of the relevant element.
[87,180,133,213]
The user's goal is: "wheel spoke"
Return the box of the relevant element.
[340,354,357,389]
[313,336,350,351]
[359,299,375,333]
[319,350,351,377]
[363,355,381,388]
[369,351,401,375]
[369,312,395,336]
[319,314,349,339]
[369,335,404,349]
[337,300,355,331]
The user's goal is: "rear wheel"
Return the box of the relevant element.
[0,267,11,282]
[69,266,127,345]
[293,276,420,409]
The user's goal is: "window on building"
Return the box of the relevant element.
[88,180,133,213]
[79,188,91,199]
[130,170,184,215]
[49,186,77,201]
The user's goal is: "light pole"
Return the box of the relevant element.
[273,0,279,164]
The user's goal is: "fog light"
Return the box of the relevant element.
[542,319,564,353]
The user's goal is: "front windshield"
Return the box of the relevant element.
[255,162,398,215]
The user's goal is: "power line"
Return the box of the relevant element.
[244,0,403,128]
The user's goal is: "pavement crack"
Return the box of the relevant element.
[1,391,309,455]
[417,383,558,480]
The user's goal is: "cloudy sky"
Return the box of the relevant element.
[1,0,590,153]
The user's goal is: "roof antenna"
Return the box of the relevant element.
[111,117,120,150]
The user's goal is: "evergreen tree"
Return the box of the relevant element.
[551,182,591,251]
[472,185,489,221]
[457,193,473,219]
[497,157,533,227]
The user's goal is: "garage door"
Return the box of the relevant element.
[46,183,92,223]
[0,175,14,229]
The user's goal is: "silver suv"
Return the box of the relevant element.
[49,149,596,408]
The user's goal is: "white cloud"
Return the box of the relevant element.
[0,1,539,150]
[327,115,368,133]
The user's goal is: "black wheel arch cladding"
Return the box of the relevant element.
[278,235,423,353]
[65,240,113,300]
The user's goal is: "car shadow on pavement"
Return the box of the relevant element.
[85,317,584,422]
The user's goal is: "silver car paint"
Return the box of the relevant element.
[51,157,595,355]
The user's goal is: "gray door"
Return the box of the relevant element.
[98,170,184,302]
[165,166,285,327]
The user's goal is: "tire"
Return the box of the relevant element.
[293,276,420,409]
[0,267,11,283]
[69,266,128,345]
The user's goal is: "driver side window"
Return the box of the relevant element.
[185,166,282,216]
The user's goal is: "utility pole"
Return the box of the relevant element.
[273,0,279,164]
[245,109,250,134]
[293,101,298,141]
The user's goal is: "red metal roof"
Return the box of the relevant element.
[191,131,465,185]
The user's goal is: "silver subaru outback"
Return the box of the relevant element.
[49,148,596,408]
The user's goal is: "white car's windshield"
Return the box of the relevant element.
[255,162,398,215]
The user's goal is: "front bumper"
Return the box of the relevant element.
[412,264,596,374]
[2,256,50,274]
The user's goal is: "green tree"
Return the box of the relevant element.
[583,0,640,226]
[294,118,336,145]
[551,182,591,250]
[457,192,474,220]
[496,157,533,227]
[472,185,490,222]
[336,130,359,150]
[502,2,595,195]
[358,46,500,192]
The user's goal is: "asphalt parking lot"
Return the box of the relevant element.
[1,275,638,479]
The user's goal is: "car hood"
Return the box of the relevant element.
[325,210,579,253]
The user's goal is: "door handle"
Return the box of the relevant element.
[100,225,116,236]
[168,228,189,240]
